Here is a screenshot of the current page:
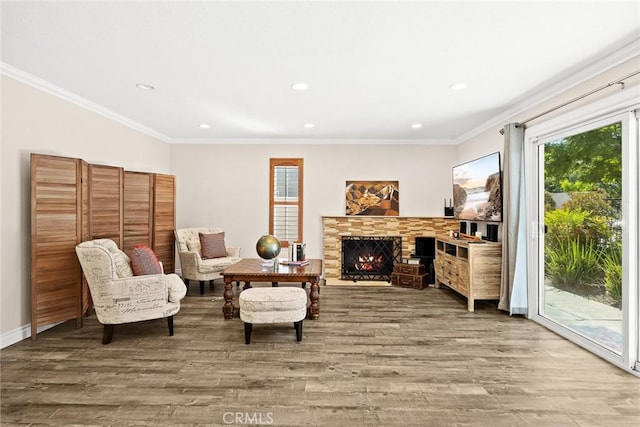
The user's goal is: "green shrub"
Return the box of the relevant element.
[559,179,595,193]
[601,244,622,306]
[545,238,602,288]
[545,207,616,251]
[544,191,556,211]
[563,190,617,218]
[545,209,590,244]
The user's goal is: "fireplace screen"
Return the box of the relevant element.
[341,236,402,281]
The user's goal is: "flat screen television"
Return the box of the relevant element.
[452,152,502,222]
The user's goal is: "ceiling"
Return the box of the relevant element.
[2,1,639,143]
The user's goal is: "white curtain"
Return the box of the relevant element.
[499,123,528,315]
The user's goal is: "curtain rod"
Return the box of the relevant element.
[500,69,640,134]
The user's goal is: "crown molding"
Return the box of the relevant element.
[4,36,637,147]
[170,138,456,145]
[454,37,640,144]
[1,62,171,143]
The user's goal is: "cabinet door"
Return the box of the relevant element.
[123,171,153,255]
[153,174,176,273]
[457,259,469,294]
[30,154,83,339]
[88,164,123,247]
[469,245,502,299]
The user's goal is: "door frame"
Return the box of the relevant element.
[524,88,639,375]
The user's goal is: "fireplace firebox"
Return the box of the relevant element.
[341,236,402,281]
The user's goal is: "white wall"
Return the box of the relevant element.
[0,75,171,343]
[3,52,637,347]
[170,143,457,263]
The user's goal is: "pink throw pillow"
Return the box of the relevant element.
[130,245,163,276]
[199,232,228,259]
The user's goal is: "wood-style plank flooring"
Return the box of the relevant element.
[2,282,639,426]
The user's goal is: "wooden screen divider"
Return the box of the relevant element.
[30,153,176,340]
[152,174,176,274]
[123,171,154,256]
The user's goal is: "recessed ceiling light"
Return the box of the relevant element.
[411,123,422,129]
[136,83,155,91]
[199,124,211,129]
[292,82,309,91]
[449,82,467,91]
[304,123,315,129]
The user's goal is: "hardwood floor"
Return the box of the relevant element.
[2,282,639,426]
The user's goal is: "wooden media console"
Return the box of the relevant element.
[434,235,502,312]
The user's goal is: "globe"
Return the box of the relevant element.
[256,234,281,260]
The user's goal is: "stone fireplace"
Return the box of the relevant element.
[322,216,459,279]
[341,236,402,281]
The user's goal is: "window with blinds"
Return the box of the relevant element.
[269,158,303,246]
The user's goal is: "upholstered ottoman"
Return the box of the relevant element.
[239,287,307,344]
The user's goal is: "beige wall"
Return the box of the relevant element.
[0,75,171,342]
[2,52,637,346]
[170,143,457,264]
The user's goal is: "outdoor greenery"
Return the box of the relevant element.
[601,243,622,306]
[545,208,609,248]
[544,190,556,211]
[562,189,618,219]
[544,122,622,307]
[544,123,622,199]
[545,238,602,287]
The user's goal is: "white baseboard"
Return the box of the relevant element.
[1,322,60,349]
[1,268,186,349]
[0,270,188,349]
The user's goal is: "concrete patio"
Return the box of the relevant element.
[544,286,622,353]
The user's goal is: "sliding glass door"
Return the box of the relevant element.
[531,109,638,372]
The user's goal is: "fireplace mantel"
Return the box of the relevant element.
[322,216,459,278]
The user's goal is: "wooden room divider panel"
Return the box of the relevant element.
[152,174,176,273]
[30,154,84,339]
[30,153,176,339]
[88,164,123,247]
[80,160,91,318]
[123,171,154,255]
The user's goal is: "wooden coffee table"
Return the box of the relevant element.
[221,258,323,320]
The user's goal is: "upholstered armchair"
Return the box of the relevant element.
[174,227,242,294]
[75,239,187,344]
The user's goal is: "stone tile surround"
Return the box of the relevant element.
[322,216,459,278]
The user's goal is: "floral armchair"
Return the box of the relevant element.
[75,239,187,344]
[174,227,242,294]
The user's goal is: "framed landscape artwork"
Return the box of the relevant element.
[345,181,399,216]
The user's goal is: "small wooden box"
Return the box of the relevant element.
[395,263,425,275]
[391,272,428,290]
